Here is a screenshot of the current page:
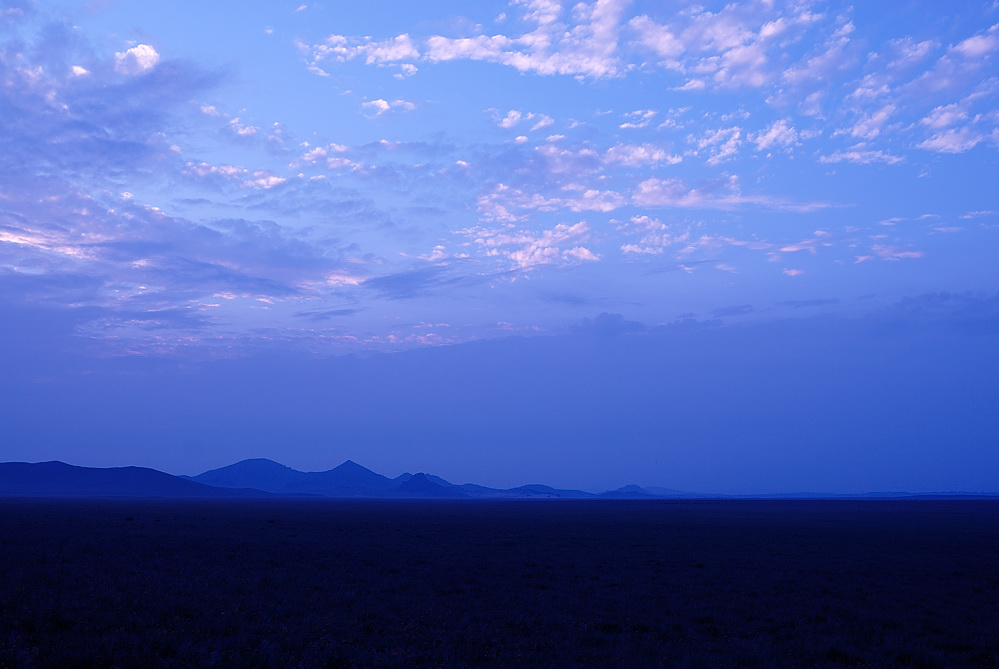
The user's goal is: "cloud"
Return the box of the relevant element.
[604,143,682,167]
[362,266,452,300]
[495,109,553,131]
[884,291,999,332]
[429,0,630,78]
[779,298,838,308]
[461,220,599,270]
[694,126,742,165]
[362,98,416,117]
[632,176,819,212]
[838,105,896,140]
[750,119,798,152]
[631,4,827,90]
[872,245,924,261]
[114,44,160,75]
[572,312,645,336]
[619,109,656,129]
[711,304,754,317]
[616,215,689,255]
[818,146,904,165]
[476,182,626,221]
[953,25,999,58]
[920,103,969,130]
[779,20,857,109]
[301,33,420,76]
[917,127,983,154]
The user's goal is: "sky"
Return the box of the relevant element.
[1,0,998,494]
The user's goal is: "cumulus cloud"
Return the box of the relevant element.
[917,127,983,154]
[620,109,656,129]
[425,0,629,78]
[114,44,160,75]
[631,3,826,90]
[301,33,419,76]
[603,143,682,167]
[461,220,599,269]
[476,181,626,222]
[495,109,553,131]
[616,215,689,255]
[362,98,416,116]
[750,119,798,152]
[695,127,743,165]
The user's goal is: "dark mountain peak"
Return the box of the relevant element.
[315,460,392,488]
[397,473,467,498]
[189,458,304,492]
[197,458,296,475]
[617,484,649,494]
[331,459,372,474]
[600,485,655,499]
[0,461,272,498]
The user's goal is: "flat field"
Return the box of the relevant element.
[1,499,998,667]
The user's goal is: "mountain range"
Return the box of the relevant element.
[1,459,994,499]
[0,459,668,499]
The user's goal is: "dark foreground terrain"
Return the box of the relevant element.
[1,499,998,668]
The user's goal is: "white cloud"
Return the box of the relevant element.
[530,114,554,130]
[302,33,419,77]
[476,182,625,221]
[872,245,924,260]
[619,109,656,129]
[362,98,416,117]
[633,176,823,212]
[840,105,896,140]
[603,143,681,167]
[114,44,160,75]
[498,110,523,128]
[462,220,599,269]
[917,128,983,154]
[953,25,999,58]
[242,171,287,190]
[750,119,798,152]
[818,146,903,165]
[920,103,969,129]
[629,14,684,66]
[495,109,553,131]
[695,127,742,165]
[632,4,825,90]
[183,161,248,180]
[228,118,258,137]
[617,215,689,255]
[424,0,629,78]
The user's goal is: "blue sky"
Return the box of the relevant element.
[1,0,997,493]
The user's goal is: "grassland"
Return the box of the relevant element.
[2,499,998,667]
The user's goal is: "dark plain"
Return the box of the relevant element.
[1,499,998,668]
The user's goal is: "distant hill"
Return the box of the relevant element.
[190,461,604,499]
[394,473,468,498]
[6,459,993,500]
[0,461,273,498]
[187,458,407,497]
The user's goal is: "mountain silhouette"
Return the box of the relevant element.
[0,461,273,498]
[188,458,398,497]
[395,473,468,498]
[8,459,971,500]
